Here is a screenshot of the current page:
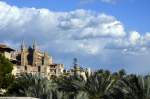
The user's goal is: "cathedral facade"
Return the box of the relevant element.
[0,42,91,79]
[12,41,64,78]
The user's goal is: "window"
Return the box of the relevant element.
[38,66,41,72]
[25,66,27,71]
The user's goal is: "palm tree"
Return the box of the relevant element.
[55,75,86,99]
[111,75,150,99]
[75,91,88,99]
[112,69,126,81]
[84,70,115,99]
[7,73,56,99]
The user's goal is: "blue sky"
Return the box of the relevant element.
[0,0,150,74]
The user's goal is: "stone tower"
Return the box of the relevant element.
[21,40,26,66]
[32,40,37,66]
[43,52,48,65]
[43,52,53,65]
[73,58,80,76]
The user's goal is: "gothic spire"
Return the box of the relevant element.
[21,40,25,51]
[33,40,37,50]
[73,58,78,68]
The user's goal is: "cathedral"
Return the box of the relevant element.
[0,41,91,79]
[12,41,64,78]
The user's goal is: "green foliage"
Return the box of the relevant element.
[1,52,149,99]
[5,68,150,99]
[85,70,115,99]
[0,54,14,90]
[111,75,150,99]
[55,75,86,99]
[7,73,55,99]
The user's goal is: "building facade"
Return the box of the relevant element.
[0,42,64,79]
[0,44,15,60]
[64,58,91,80]
[0,42,90,79]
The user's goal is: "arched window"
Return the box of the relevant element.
[25,66,27,71]
[38,66,41,72]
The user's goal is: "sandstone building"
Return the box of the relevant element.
[0,42,91,79]
[0,41,64,79]
[0,44,15,60]
[64,58,91,80]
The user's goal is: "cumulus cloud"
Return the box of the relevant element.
[0,1,126,55]
[105,31,150,55]
[129,31,141,45]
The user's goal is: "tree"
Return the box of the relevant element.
[84,70,115,99]
[112,69,126,81]
[56,75,86,99]
[0,54,14,91]
[111,75,150,99]
[7,73,56,99]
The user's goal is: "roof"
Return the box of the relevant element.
[0,44,15,52]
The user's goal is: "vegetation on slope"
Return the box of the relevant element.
[5,69,150,99]
[0,54,14,95]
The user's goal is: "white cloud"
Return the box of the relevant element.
[59,12,126,39]
[105,31,150,56]
[0,1,126,55]
[129,31,141,45]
